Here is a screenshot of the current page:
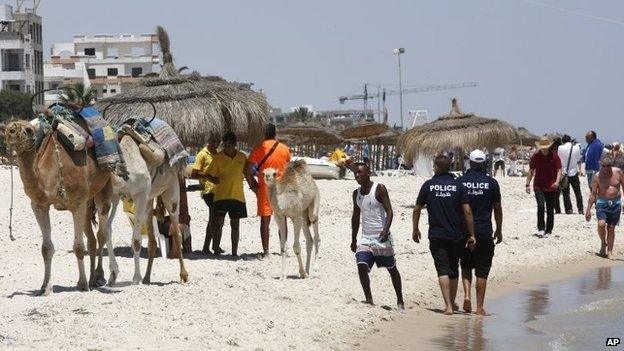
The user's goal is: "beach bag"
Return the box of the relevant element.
[252,141,279,176]
[558,144,574,189]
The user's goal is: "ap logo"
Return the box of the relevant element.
[606,338,620,347]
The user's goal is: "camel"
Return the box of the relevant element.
[105,127,188,285]
[264,159,320,279]
[3,119,113,295]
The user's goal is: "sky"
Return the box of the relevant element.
[21,0,624,143]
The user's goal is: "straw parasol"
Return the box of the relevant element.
[368,129,401,145]
[398,98,519,163]
[278,122,344,145]
[340,122,389,140]
[517,127,539,145]
[96,26,268,147]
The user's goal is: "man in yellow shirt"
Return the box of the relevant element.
[330,147,348,178]
[190,138,221,254]
[207,132,258,257]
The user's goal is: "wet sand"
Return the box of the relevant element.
[363,257,624,351]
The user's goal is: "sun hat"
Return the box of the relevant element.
[535,137,553,150]
[469,149,486,163]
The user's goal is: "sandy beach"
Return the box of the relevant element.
[0,167,619,350]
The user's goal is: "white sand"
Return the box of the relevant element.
[0,168,616,350]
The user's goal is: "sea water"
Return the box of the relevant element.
[428,265,624,350]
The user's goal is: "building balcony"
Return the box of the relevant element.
[89,75,140,85]
[51,55,159,65]
[72,34,157,44]
[0,70,28,80]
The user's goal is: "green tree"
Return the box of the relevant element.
[0,90,32,122]
[59,83,95,106]
[290,106,314,123]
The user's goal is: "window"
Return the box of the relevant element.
[10,84,20,91]
[87,68,96,79]
[102,88,107,93]
[110,88,117,94]
[107,68,118,76]
[50,83,59,90]
[107,47,118,57]
[84,48,95,56]
[131,67,142,77]
[131,47,145,57]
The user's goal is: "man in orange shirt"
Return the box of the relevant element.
[249,124,291,256]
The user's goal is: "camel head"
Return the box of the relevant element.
[263,167,279,186]
[4,120,36,153]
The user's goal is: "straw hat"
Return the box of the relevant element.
[535,137,553,149]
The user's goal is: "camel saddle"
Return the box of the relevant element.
[35,105,128,179]
[118,123,166,167]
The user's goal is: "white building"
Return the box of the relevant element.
[0,2,44,102]
[45,32,159,102]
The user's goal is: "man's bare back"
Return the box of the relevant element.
[595,167,624,200]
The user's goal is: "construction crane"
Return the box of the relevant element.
[339,82,477,104]
[338,82,478,124]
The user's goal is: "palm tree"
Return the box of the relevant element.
[290,106,314,123]
[59,83,95,106]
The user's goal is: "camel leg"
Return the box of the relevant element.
[32,203,53,296]
[71,203,89,292]
[93,192,112,287]
[158,179,188,283]
[309,192,321,275]
[105,197,120,287]
[302,214,314,276]
[84,201,98,288]
[275,215,288,280]
[292,216,306,279]
[312,218,320,275]
[143,198,157,284]
[130,212,143,285]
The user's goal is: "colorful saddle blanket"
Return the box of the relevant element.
[35,105,126,175]
[129,118,188,168]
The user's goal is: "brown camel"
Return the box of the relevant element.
[3,120,113,295]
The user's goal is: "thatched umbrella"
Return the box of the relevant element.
[278,122,343,157]
[398,98,519,164]
[517,127,539,145]
[366,129,403,170]
[368,129,401,145]
[278,122,343,145]
[340,122,389,140]
[96,26,268,147]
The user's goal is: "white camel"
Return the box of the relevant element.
[105,127,188,285]
[264,159,320,279]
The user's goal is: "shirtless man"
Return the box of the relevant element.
[585,155,624,259]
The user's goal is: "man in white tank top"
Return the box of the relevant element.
[351,162,405,310]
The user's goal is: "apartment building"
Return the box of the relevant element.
[45,32,159,101]
[0,2,44,102]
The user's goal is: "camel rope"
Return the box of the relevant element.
[51,132,67,201]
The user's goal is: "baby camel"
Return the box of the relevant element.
[264,159,320,279]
